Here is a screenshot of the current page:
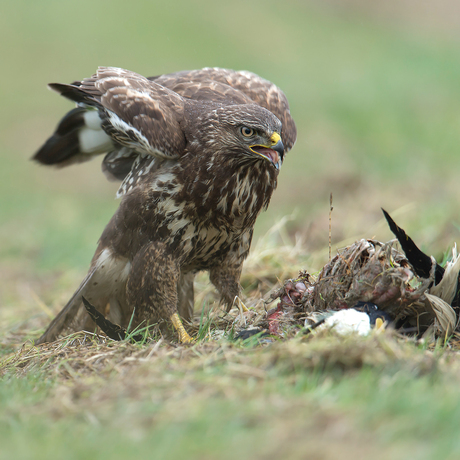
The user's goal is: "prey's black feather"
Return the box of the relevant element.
[382,208,444,284]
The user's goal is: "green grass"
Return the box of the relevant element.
[3,1,460,459]
[2,335,460,460]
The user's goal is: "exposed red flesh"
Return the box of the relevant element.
[267,305,283,335]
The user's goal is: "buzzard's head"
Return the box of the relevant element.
[199,104,285,170]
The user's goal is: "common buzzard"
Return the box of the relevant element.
[34,67,297,343]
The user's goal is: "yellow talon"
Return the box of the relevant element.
[170,313,193,343]
[235,296,249,313]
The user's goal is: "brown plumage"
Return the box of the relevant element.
[34,67,296,343]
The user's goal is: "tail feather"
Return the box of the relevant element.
[35,269,98,344]
[35,299,93,345]
[36,248,133,344]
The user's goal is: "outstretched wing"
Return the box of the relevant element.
[51,67,187,160]
[151,67,297,151]
[34,66,296,184]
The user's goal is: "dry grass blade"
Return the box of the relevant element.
[0,331,118,377]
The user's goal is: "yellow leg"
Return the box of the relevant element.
[170,313,193,343]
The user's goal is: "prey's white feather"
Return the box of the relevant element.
[309,309,372,336]
[79,127,112,154]
[83,110,103,130]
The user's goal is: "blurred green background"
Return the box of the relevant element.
[2,0,460,311]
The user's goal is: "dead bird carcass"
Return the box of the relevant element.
[269,210,460,338]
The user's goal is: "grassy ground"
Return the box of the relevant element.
[3,231,460,460]
[3,0,460,458]
[3,300,460,460]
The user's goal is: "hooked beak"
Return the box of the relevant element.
[249,132,284,170]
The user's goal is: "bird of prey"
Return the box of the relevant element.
[34,66,297,344]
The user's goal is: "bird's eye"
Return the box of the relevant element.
[240,126,254,137]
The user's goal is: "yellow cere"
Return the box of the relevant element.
[270,132,281,145]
